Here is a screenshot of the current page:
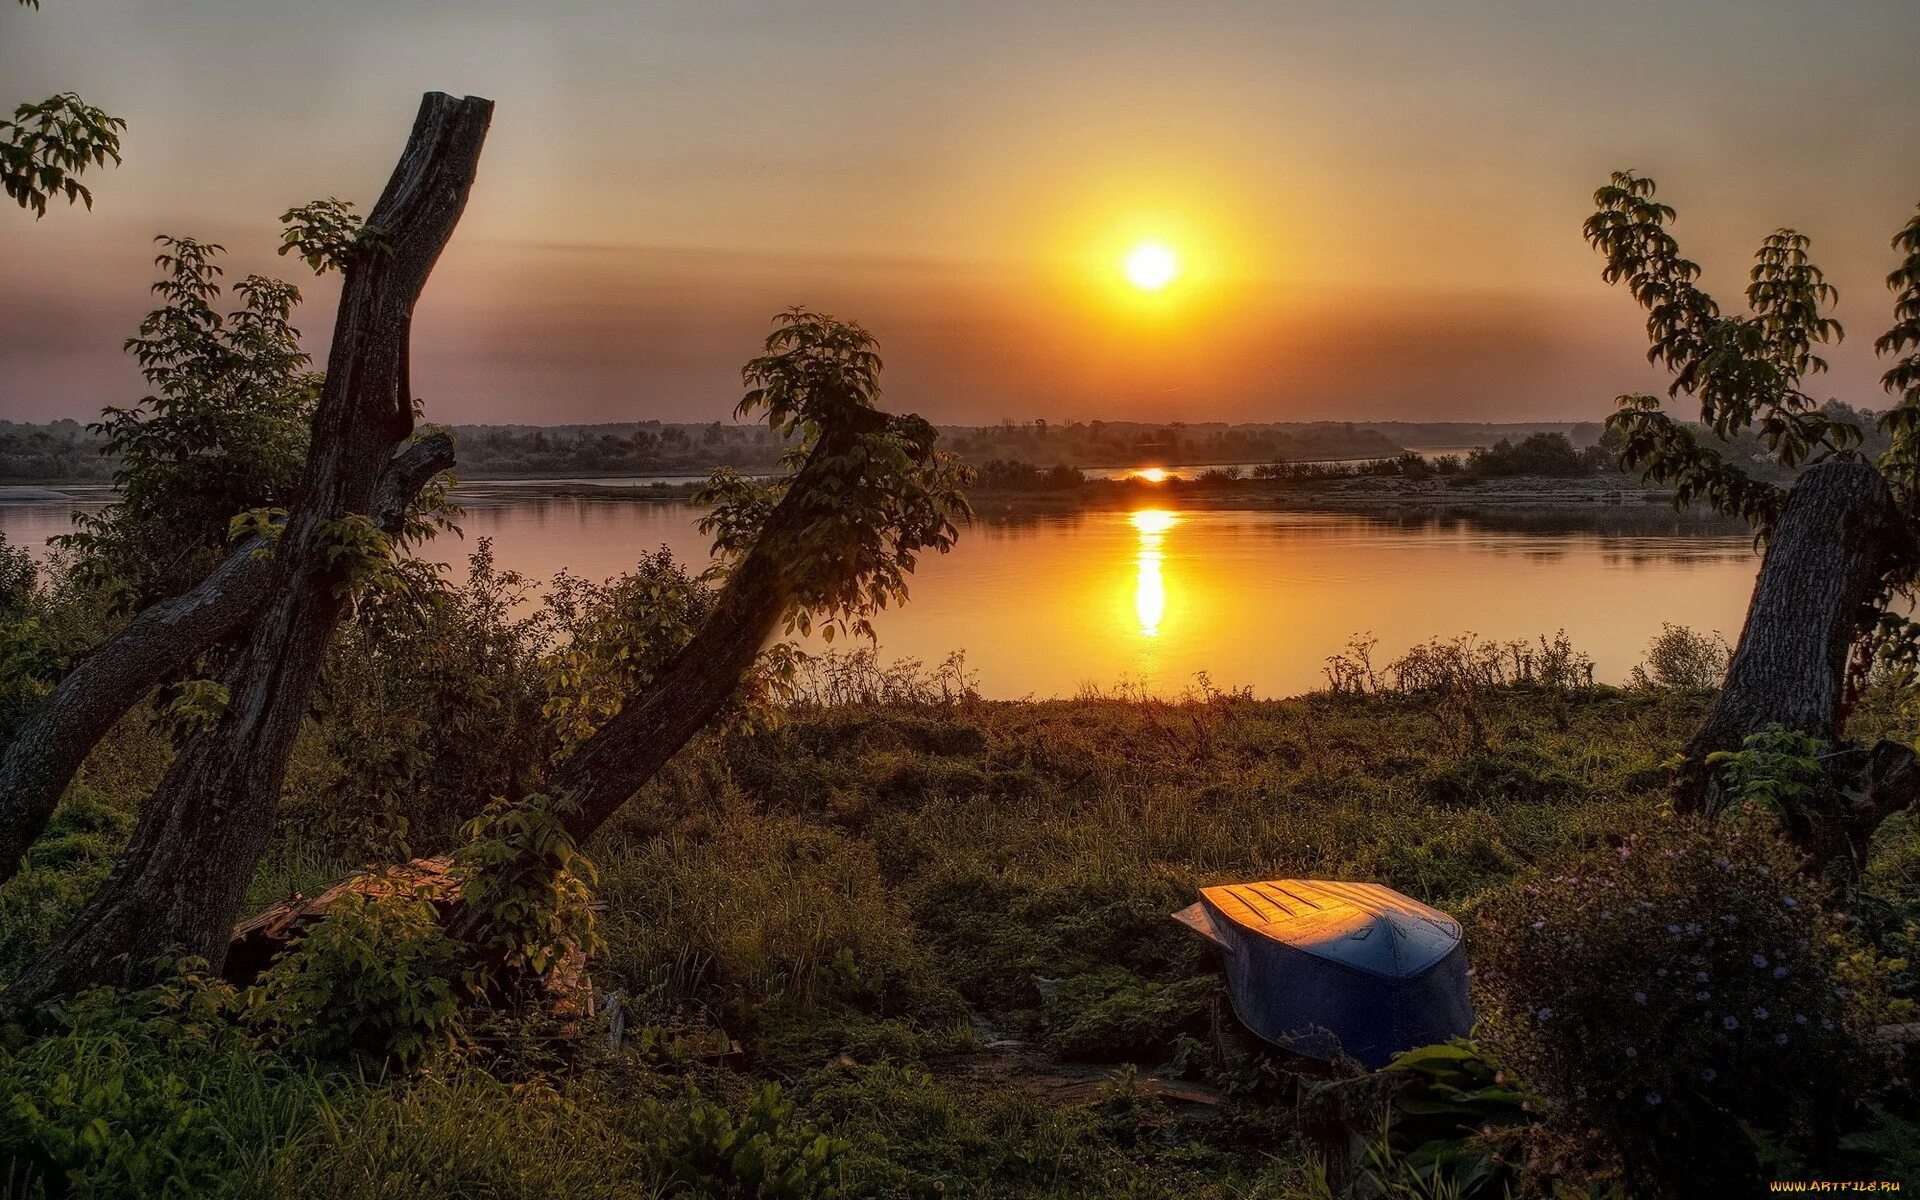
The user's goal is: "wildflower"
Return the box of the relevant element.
[1784,897,1798,908]
[1723,1016,1740,1030]
[1753,1007,1769,1020]
[1773,966,1788,979]
[1696,971,1710,982]
[1537,1007,1553,1020]
[1795,1014,1808,1025]
[1530,920,1545,931]
[1601,910,1614,921]
[1625,1047,1638,1058]
[1752,954,1769,969]
[1820,1017,1834,1030]
[1714,856,1731,870]
[1686,923,1702,935]
[1775,1033,1789,1045]
[1666,924,1682,934]
[1656,968,1669,977]
[1696,991,1711,1002]
[1702,1068,1717,1082]
[1633,992,1647,1004]
[1646,1091,1663,1106]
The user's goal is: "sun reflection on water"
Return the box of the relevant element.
[1130,509,1178,637]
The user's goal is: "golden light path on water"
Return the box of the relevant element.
[1130,509,1175,638]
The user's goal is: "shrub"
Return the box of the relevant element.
[1463,433,1601,478]
[1473,817,1864,1195]
[451,792,603,988]
[0,973,332,1200]
[246,887,460,1065]
[648,1085,847,1200]
[1628,624,1730,691]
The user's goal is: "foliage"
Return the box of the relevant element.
[1627,623,1730,691]
[1587,172,1920,669]
[1363,1041,1537,1199]
[0,971,332,1200]
[1,92,125,218]
[1324,631,1594,696]
[1705,725,1829,826]
[1472,817,1866,1195]
[648,1084,847,1200]
[541,548,715,751]
[787,647,979,708]
[57,236,318,605]
[0,791,131,985]
[291,542,551,858]
[0,533,74,749]
[698,308,973,643]
[278,197,374,274]
[451,793,603,986]
[246,886,461,1065]
[1464,433,1608,478]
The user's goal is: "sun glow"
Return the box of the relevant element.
[1124,242,1180,291]
[1134,466,1170,484]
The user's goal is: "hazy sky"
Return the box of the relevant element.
[4,0,1918,426]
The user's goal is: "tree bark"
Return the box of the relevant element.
[1,94,490,1015]
[1678,459,1907,822]
[0,433,454,886]
[545,405,889,848]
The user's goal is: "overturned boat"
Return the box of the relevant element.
[1173,879,1473,1069]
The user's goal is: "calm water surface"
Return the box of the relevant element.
[0,493,1758,698]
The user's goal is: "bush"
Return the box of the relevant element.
[1464,433,1604,478]
[0,974,332,1200]
[1473,817,1866,1195]
[1629,624,1731,691]
[452,793,603,989]
[247,887,460,1065]
[648,1084,848,1200]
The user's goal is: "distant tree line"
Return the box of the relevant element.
[6,407,1889,489]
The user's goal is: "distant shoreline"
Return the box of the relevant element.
[1,472,1687,516]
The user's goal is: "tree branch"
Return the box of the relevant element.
[0,434,454,885]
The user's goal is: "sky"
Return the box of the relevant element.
[4,0,1918,427]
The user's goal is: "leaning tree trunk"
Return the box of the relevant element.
[1677,459,1916,862]
[547,408,887,847]
[0,433,453,887]
[0,94,491,1015]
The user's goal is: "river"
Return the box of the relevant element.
[0,489,1758,698]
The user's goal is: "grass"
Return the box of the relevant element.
[8,680,1916,1197]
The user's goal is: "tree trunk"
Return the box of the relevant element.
[546,405,888,847]
[1677,459,1908,832]
[0,94,490,1016]
[0,433,453,886]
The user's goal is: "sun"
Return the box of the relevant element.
[1123,242,1179,292]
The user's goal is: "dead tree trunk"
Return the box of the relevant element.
[0,433,453,886]
[1677,459,1915,859]
[0,94,490,1016]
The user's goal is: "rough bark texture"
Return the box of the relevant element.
[1677,459,1907,823]
[546,406,888,848]
[0,434,453,886]
[1,94,490,1015]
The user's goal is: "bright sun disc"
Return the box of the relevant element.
[1124,242,1179,291]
